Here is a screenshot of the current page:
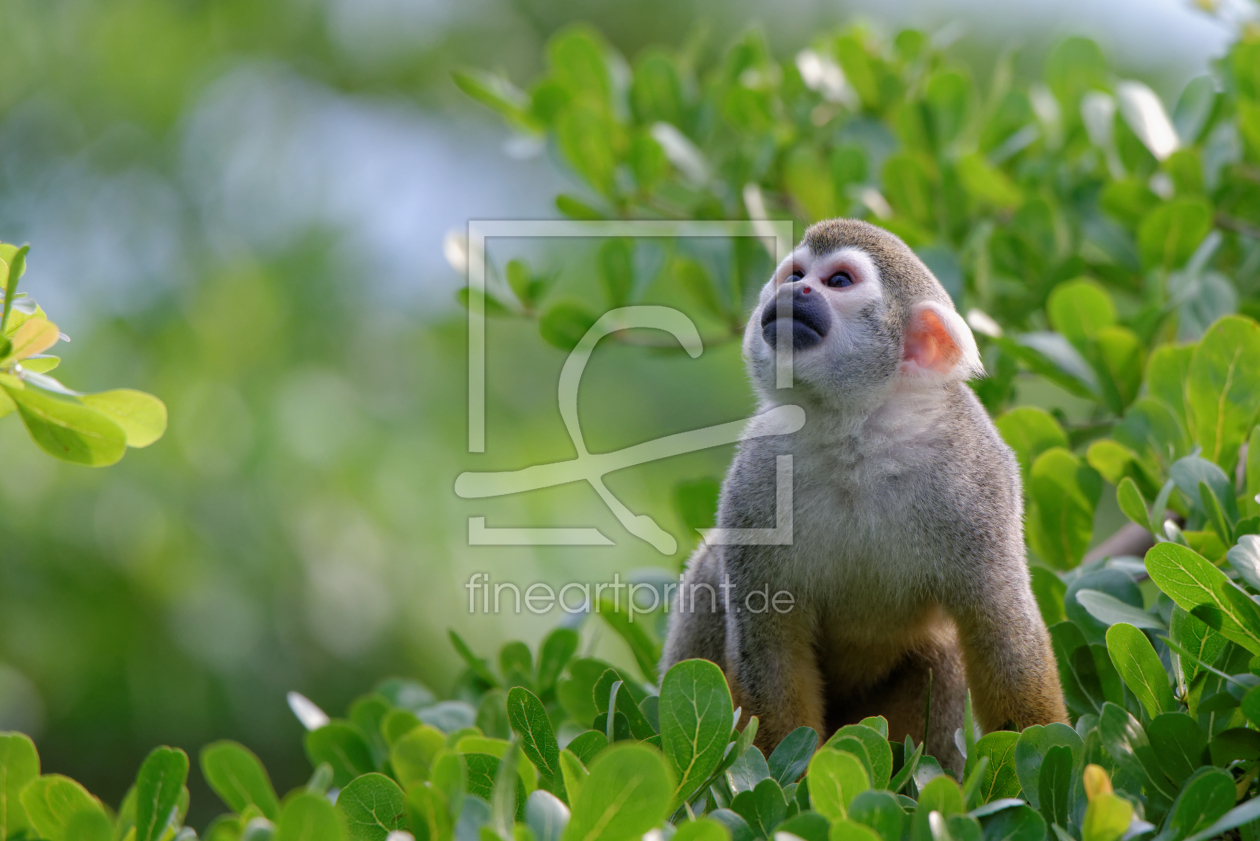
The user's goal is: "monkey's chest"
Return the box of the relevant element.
[780,459,948,615]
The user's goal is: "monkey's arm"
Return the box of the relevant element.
[661,544,727,673]
[947,563,1068,731]
[723,560,825,752]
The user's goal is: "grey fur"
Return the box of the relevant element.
[661,219,1066,774]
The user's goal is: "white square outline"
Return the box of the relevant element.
[462,219,798,552]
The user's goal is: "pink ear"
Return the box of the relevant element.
[901,302,983,380]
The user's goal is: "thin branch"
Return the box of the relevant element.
[1217,213,1260,241]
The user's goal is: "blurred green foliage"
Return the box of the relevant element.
[4,0,1260,836]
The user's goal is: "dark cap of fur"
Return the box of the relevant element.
[801,219,954,313]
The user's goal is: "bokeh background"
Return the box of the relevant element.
[0,0,1245,826]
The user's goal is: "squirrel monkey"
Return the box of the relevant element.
[661,219,1067,771]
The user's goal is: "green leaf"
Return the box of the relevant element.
[730,777,786,838]
[457,286,513,318]
[1047,279,1116,353]
[77,389,167,448]
[956,153,1022,209]
[768,727,819,788]
[381,709,421,747]
[453,69,533,126]
[1082,792,1132,841]
[1101,179,1161,228]
[21,775,104,841]
[547,26,613,104]
[560,750,589,806]
[304,722,376,788]
[336,773,406,841]
[1138,197,1213,270]
[972,732,1021,804]
[596,597,660,684]
[829,735,876,792]
[976,803,1045,841]
[509,686,563,785]
[598,239,635,308]
[659,659,734,809]
[390,724,445,788]
[1030,567,1068,628]
[1013,724,1081,811]
[673,258,726,320]
[995,333,1099,399]
[1228,535,1260,590]
[784,147,837,222]
[1036,745,1073,830]
[1147,713,1207,786]
[0,732,39,839]
[1146,543,1260,654]
[558,658,629,726]
[1116,478,1150,530]
[1147,343,1195,428]
[0,316,59,364]
[1096,702,1176,803]
[201,741,281,821]
[630,50,684,126]
[5,386,126,466]
[448,630,500,687]
[832,817,884,841]
[1168,607,1226,700]
[134,747,188,841]
[537,628,580,694]
[882,154,935,228]
[566,731,608,767]
[560,743,673,841]
[995,408,1068,480]
[1161,767,1233,841]
[1093,327,1145,414]
[807,749,870,822]
[539,301,600,353]
[275,792,345,841]
[912,776,965,841]
[826,726,892,790]
[0,245,29,334]
[1027,448,1102,570]
[1171,455,1241,524]
[63,809,112,841]
[526,789,570,841]
[1045,36,1107,106]
[1173,75,1217,143]
[1075,590,1165,631]
[848,789,907,841]
[1115,399,1191,476]
[406,783,452,841]
[557,104,620,196]
[1105,623,1177,718]
[556,194,606,221]
[1187,316,1260,472]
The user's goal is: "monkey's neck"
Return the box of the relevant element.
[763,380,958,451]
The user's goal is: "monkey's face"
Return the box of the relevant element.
[743,224,981,409]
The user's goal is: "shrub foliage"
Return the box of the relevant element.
[0,243,166,465]
[8,15,1260,841]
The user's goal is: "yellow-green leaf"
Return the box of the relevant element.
[4,386,126,466]
[79,389,167,448]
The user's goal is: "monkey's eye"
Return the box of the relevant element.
[826,271,854,288]
[787,270,804,282]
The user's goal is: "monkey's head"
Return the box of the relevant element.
[744,218,982,410]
